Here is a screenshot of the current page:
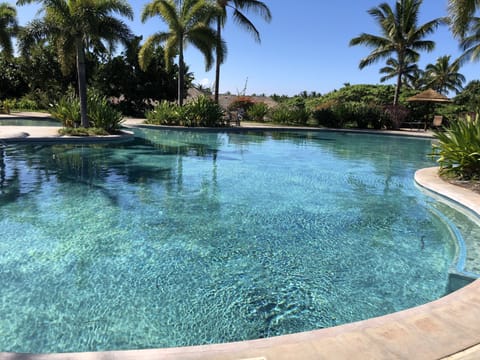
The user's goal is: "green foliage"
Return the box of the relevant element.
[146,96,224,127]
[182,96,224,127]
[307,84,394,110]
[268,104,311,125]
[58,127,109,136]
[454,80,480,112]
[87,91,124,132]
[146,101,181,125]
[246,102,269,122]
[312,103,341,128]
[92,36,178,116]
[51,90,123,132]
[312,101,388,129]
[432,115,480,179]
[50,93,81,127]
[16,96,38,110]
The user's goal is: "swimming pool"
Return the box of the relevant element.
[0,129,470,353]
[0,117,60,126]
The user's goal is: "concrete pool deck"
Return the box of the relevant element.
[0,113,479,359]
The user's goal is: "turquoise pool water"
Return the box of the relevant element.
[0,117,60,126]
[0,129,460,352]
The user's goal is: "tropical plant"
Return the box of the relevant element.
[93,36,178,116]
[52,90,123,132]
[379,56,421,86]
[182,95,224,126]
[87,91,124,132]
[246,101,269,122]
[51,92,81,128]
[0,2,19,57]
[139,0,221,106]
[17,0,133,127]
[454,80,480,112]
[424,55,465,94]
[448,0,480,38]
[350,0,442,105]
[212,0,271,103]
[146,101,181,125]
[432,114,480,179]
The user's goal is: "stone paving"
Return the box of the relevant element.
[1,113,479,360]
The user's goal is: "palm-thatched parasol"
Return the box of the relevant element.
[406,88,451,103]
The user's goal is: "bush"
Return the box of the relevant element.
[145,101,181,125]
[51,93,81,128]
[87,91,124,132]
[59,127,109,136]
[182,96,224,127]
[16,96,38,110]
[246,102,269,122]
[312,101,343,128]
[146,96,225,127]
[269,104,294,124]
[51,90,123,132]
[432,115,480,179]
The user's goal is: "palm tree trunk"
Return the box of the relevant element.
[394,71,401,106]
[214,17,222,103]
[178,37,184,106]
[76,41,89,128]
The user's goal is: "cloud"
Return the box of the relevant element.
[199,78,212,87]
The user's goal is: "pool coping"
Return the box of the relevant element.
[1,120,480,359]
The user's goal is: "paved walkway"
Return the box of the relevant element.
[1,113,479,359]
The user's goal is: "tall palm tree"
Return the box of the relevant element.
[447,0,480,38]
[213,0,271,103]
[424,55,465,94]
[0,2,19,58]
[350,0,442,105]
[17,0,133,128]
[139,0,221,106]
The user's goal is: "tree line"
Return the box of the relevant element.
[0,0,271,126]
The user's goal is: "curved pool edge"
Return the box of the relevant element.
[2,166,480,359]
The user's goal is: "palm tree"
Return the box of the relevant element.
[350,0,442,105]
[212,0,271,103]
[424,55,465,94]
[447,0,480,38]
[379,56,421,85]
[447,1,480,65]
[139,0,221,106]
[17,0,133,128]
[0,2,19,58]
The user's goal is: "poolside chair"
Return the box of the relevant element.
[431,115,443,130]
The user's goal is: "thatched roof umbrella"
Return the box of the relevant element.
[406,88,451,103]
[405,89,451,129]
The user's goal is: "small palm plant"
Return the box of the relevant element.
[432,114,480,179]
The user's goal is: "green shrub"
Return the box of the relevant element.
[145,101,181,125]
[16,96,38,110]
[59,127,109,136]
[432,115,480,179]
[87,91,124,132]
[269,104,294,124]
[182,96,224,127]
[312,101,343,128]
[51,90,123,132]
[0,99,16,114]
[51,93,81,127]
[246,102,269,122]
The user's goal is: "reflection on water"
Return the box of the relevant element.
[0,129,469,353]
